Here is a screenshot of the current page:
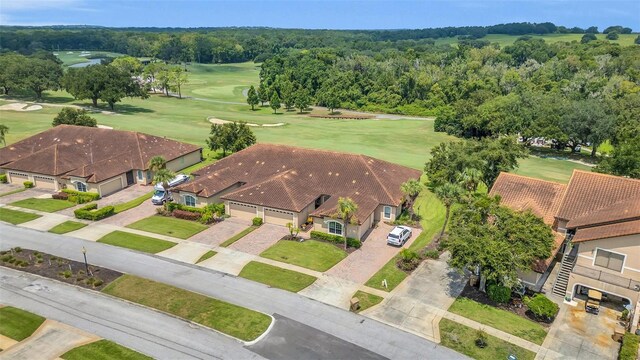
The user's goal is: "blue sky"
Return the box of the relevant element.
[1,0,638,30]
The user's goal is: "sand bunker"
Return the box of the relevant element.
[207,117,285,127]
[0,103,42,112]
[97,125,113,129]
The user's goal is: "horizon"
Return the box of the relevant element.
[1,0,638,31]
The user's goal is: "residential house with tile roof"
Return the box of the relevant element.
[174,144,422,240]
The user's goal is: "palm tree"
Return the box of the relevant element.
[0,124,8,147]
[336,197,358,250]
[400,179,422,219]
[153,168,175,203]
[458,168,482,193]
[148,155,167,173]
[433,183,463,240]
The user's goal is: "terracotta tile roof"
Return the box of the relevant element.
[177,144,421,221]
[532,231,566,273]
[572,219,640,243]
[556,170,640,222]
[310,194,380,224]
[567,196,640,229]
[0,125,201,183]
[489,172,566,226]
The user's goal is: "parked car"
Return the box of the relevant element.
[153,174,190,191]
[585,289,602,315]
[151,188,173,205]
[387,226,412,246]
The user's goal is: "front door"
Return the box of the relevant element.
[126,171,135,186]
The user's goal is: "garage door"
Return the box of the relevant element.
[229,202,257,220]
[264,208,294,226]
[8,172,28,184]
[34,175,56,190]
[99,177,123,196]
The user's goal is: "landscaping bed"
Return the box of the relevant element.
[260,239,347,272]
[0,247,122,291]
[61,339,152,360]
[0,207,41,224]
[10,198,75,212]
[0,306,45,341]
[97,231,177,254]
[239,261,317,292]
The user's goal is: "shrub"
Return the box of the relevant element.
[397,249,421,271]
[423,249,440,259]
[59,270,72,278]
[13,247,22,253]
[74,203,115,221]
[475,330,488,348]
[173,209,201,221]
[621,309,629,321]
[93,278,103,287]
[309,230,360,248]
[524,294,559,322]
[62,189,100,203]
[620,333,640,360]
[0,174,7,183]
[346,237,362,249]
[252,217,263,226]
[487,284,511,304]
[23,181,34,188]
[52,192,69,200]
[205,202,225,216]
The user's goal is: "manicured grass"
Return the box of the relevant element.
[102,275,271,341]
[0,188,26,197]
[126,215,207,239]
[0,306,46,341]
[220,225,258,247]
[196,250,217,263]
[364,260,408,292]
[353,291,384,313]
[10,198,75,213]
[260,240,347,272]
[0,207,41,224]
[439,318,536,360]
[113,192,153,213]
[239,261,317,292]
[48,220,87,234]
[448,297,547,345]
[61,340,151,360]
[514,156,592,183]
[97,231,177,254]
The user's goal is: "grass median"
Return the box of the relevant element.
[97,231,177,254]
[260,240,347,272]
[239,261,317,292]
[0,207,41,225]
[10,198,75,212]
[0,306,46,341]
[196,250,217,263]
[126,216,207,239]
[113,192,153,214]
[220,225,258,247]
[352,291,384,313]
[61,340,151,360]
[102,275,271,342]
[48,220,87,234]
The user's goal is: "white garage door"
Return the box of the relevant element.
[264,208,294,226]
[34,175,56,190]
[8,172,28,184]
[99,177,123,196]
[229,202,257,220]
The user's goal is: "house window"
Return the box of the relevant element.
[328,221,343,236]
[75,182,87,192]
[383,206,392,219]
[594,249,625,272]
[184,195,196,207]
[147,171,152,180]
[137,170,143,180]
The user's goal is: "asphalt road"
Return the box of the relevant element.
[0,224,467,359]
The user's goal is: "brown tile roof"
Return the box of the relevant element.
[567,196,640,229]
[572,219,640,243]
[532,231,566,273]
[310,194,380,223]
[489,172,566,226]
[176,144,422,222]
[0,125,200,183]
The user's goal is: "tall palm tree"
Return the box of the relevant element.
[400,179,422,218]
[148,155,167,173]
[153,168,175,202]
[433,183,463,240]
[458,168,482,193]
[0,124,8,147]
[336,197,358,250]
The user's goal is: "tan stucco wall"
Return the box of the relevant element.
[568,273,640,308]
[312,216,367,240]
[373,204,401,222]
[166,150,202,172]
[62,177,100,195]
[97,174,126,196]
[296,202,316,227]
[6,171,59,191]
[575,234,640,281]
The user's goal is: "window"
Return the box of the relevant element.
[147,171,152,180]
[328,221,343,236]
[184,195,196,207]
[75,182,87,192]
[137,170,143,180]
[383,206,392,219]
[594,249,625,272]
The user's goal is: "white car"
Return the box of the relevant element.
[151,174,190,205]
[152,174,190,190]
[387,226,412,246]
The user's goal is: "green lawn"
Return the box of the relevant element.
[514,156,592,183]
[0,306,46,341]
[260,240,347,272]
[220,225,258,247]
[113,192,153,213]
[10,198,75,213]
[239,261,317,292]
[448,297,548,345]
[439,318,536,360]
[102,275,271,342]
[353,291,384,313]
[196,250,217,263]
[0,207,41,224]
[61,340,151,360]
[126,216,207,239]
[97,231,177,254]
[48,220,87,234]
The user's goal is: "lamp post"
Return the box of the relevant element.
[81,246,89,275]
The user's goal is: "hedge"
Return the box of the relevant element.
[63,189,100,203]
[0,174,7,183]
[524,294,559,322]
[252,217,263,226]
[620,333,640,360]
[166,202,204,214]
[52,192,69,200]
[487,284,511,304]
[74,203,115,221]
[173,209,201,221]
[23,181,34,188]
[309,230,362,249]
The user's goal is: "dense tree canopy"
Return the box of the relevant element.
[206,121,257,157]
[52,107,97,127]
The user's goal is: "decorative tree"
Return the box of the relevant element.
[433,183,463,240]
[52,108,97,127]
[336,197,358,249]
[247,85,259,110]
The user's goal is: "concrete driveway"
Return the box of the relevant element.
[541,300,623,359]
[326,223,421,284]
[189,217,251,246]
[229,223,289,255]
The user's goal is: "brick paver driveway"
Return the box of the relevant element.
[229,223,289,255]
[0,186,53,205]
[188,217,251,246]
[326,223,421,283]
[99,201,157,226]
[57,184,152,217]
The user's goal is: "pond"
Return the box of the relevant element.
[68,58,104,68]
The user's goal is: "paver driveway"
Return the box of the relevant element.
[0,186,53,204]
[188,217,250,246]
[230,223,289,255]
[326,223,421,284]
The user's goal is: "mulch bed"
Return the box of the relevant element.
[0,248,122,291]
